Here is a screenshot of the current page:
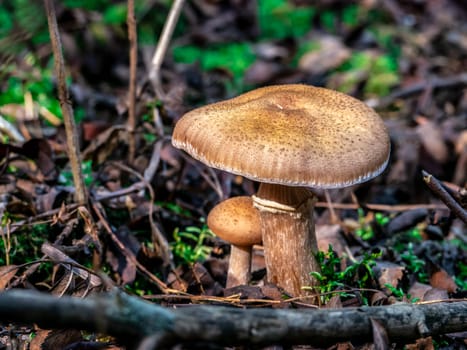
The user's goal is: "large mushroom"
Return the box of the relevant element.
[172,84,390,297]
[207,196,261,288]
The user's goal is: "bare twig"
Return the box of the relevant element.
[314,202,448,212]
[143,138,164,184]
[127,0,138,164]
[148,0,185,98]
[422,170,467,223]
[368,73,467,109]
[44,0,87,205]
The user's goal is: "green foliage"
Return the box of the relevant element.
[354,209,389,241]
[400,242,428,283]
[0,218,47,265]
[103,3,127,25]
[383,283,419,303]
[310,245,381,304]
[0,55,86,123]
[170,224,214,266]
[392,228,423,253]
[157,201,192,217]
[455,261,467,290]
[63,0,110,10]
[341,4,360,27]
[335,51,400,96]
[124,280,155,297]
[59,160,94,187]
[259,0,314,39]
[173,43,255,84]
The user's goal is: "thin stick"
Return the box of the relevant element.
[44,0,87,204]
[148,0,185,98]
[127,0,138,164]
[314,202,447,212]
[422,170,467,223]
[369,73,467,109]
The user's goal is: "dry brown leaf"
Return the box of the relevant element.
[429,268,457,293]
[30,329,82,350]
[316,224,348,258]
[416,116,449,164]
[244,61,283,85]
[375,262,405,289]
[405,336,434,350]
[0,265,19,290]
[408,282,432,301]
[423,287,449,301]
[299,35,351,75]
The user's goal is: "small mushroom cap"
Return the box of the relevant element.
[172,84,390,188]
[207,196,262,247]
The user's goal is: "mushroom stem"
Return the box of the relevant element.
[226,245,252,288]
[253,183,319,297]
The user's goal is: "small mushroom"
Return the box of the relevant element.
[172,84,390,297]
[207,196,261,288]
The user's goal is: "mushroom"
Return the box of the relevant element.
[207,196,262,288]
[172,84,390,297]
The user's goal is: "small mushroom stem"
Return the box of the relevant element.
[226,245,252,288]
[253,183,319,298]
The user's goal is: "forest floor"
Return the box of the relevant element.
[0,0,466,349]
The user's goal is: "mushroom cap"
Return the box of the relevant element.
[173,84,390,188]
[207,196,262,247]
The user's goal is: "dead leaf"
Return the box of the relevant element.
[423,287,449,301]
[106,226,139,285]
[21,138,58,182]
[408,282,432,301]
[244,61,283,85]
[299,35,351,75]
[429,268,457,293]
[405,336,434,350]
[30,329,82,350]
[370,290,389,306]
[0,265,19,290]
[336,342,355,350]
[81,120,111,142]
[81,126,123,165]
[324,294,343,309]
[416,116,450,164]
[316,224,348,258]
[374,262,405,290]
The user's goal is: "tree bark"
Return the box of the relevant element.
[0,289,466,348]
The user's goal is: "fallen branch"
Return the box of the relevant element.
[422,170,467,224]
[0,289,466,348]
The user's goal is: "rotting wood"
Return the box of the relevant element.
[0,289,466,348]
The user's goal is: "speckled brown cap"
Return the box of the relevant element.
[172,84,390,188]
[207,196,262,247]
